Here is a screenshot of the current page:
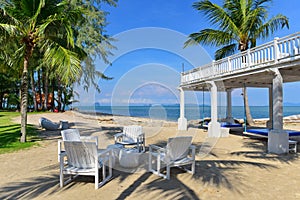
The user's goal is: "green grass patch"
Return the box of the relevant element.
[0,111,40,154]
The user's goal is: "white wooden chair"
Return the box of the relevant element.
[59,141,113,189]
[58,129,98,162]
[148,136,195,180]
[114,125,145,152]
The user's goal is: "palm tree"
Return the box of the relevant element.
[185,0,289,125]
[0,0,83,142]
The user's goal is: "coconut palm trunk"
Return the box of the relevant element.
[30,70,38,112]
[20,52,30,142]
[243,87,254,125]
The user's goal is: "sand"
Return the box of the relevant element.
[0,111,300,200]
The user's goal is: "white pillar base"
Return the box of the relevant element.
[178,117,187,130]
[208,121,221,138]
[268,129,289,154]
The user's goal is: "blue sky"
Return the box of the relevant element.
[78,0,300,107]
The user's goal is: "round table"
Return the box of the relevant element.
[119,148,141,168]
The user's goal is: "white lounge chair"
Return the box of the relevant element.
[148,136,196,180]
[39,117,69,130]
[58,129,98,162]
[40,117,60,130]
[59,141,112,189]
[114,125,145,152]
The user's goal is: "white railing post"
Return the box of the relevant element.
[274,37,279,63]
[247,49,251,67]
[227,57,231,71]
[212,60,216,76]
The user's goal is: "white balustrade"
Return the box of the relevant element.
[181,32,300,85]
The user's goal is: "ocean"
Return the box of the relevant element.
[77,105,300,122]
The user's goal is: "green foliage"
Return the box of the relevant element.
[0,111,39,153]
[0,0,117,141]
[185,0,289,60]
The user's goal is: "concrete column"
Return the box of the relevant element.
[266,85,273,129]
[272,70,283,130]
[226,89,234,123]
[268,69,288,154]
[178,87,187,130]
[207,81,221,137]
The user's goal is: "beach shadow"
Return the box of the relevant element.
[229,135,300,162]
[114,158,275,199]
[194,160,275,187]
[231,150,299,162]
[114,170,200,200]
[38,130,61,140]
[0,174,59,199]
[101,126,123,138]
[141,175,201,200]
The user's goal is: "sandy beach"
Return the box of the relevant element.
[0,111,300,200]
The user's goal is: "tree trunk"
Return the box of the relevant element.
[30,70,38,112]
[43,69,49,110]
[57,79,62,112]
[240,47,254,126]
[51,80,55,110]
[37,69,43,110]
[0,93,3,110]
[20,57,29,143]
[62,87,67,112]
[243,87,254,125]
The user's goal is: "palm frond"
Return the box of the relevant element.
[43,41,82,85]
[193,0,239,34]
[253,14,289,40]
[0,23,19,35]
[253,0,271,10]
[215,43,237,60]
[185,29,234,48]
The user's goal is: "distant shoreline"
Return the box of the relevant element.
[75,105,300,122]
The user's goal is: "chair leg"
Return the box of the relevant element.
[95,167,99,189]
[59,154,64,187]
[58,140,62,162]
[157,154,161,175]
[60,171,64,187]
[191,161,195,175]
[148,152,152,171]
[166,166,170,180]
[108,153,112,178]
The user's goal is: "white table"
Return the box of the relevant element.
[107,144,123,167]
[119,148,141,168]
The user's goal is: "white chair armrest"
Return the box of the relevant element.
[114,132,124,141]
[98,148,112,156]
[98,148,113,165]
[149,144,165,154]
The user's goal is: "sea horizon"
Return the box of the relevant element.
[76,105,300,122]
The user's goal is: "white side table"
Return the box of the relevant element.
[107,144,123,167]
[119,148,141,168]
